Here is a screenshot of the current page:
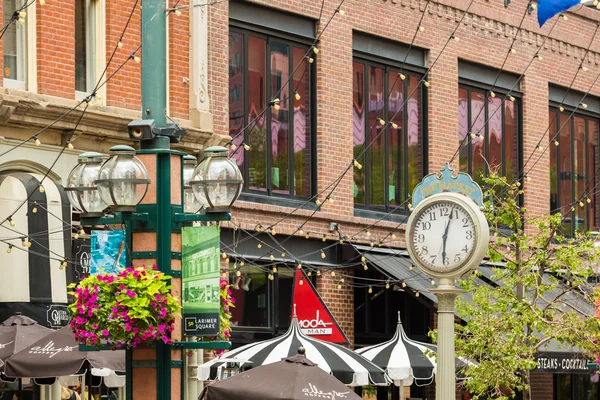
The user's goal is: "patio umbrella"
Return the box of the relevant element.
[356,313,475,398]
[3,326,125,378]
[198,316,389,386]
[0,314,51,368]
[200,348,363,400]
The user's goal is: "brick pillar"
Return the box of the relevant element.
[316,268,354,346]
[530,373,554,400]
[131,146,183,400]
[36,0,75,97]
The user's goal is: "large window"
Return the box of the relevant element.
[228,28,315,201]
[555,374,599,400]
[229,265,294,333]
[75,0,96,96]
[3,0,26,89]
[549,108,598,235]
[352,59,425,213]
[458,85,520,186]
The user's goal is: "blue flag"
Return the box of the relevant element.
[538,0,581,26]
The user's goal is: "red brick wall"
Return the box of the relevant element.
[168,10,189,119]
[105,0,141,109]
[316,268,354,346]
[37,0,75,97]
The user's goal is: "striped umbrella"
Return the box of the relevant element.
[197,317,390,387]
[356,313,475,393]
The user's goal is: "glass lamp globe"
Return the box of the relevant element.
[95,145,150,212]
[65,152,107,216]
[183,154,204,213]
[190,146,243,213]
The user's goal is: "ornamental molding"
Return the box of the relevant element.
[382,0,600,65]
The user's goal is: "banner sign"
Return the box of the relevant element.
[182,226,221,336]
[46,305,70,328]
[90,230,126,275]
[534,352,593,374]
[292,269,349,344]
[412,163,484,207]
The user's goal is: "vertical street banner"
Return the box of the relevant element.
[89,230,127,275]
[292,269,350,344]
[182,225,221,336]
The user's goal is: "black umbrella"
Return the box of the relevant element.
[200,348,363,400]
[0,314,51,367]
[3,326,124,378]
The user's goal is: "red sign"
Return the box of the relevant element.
[292,269,350,344]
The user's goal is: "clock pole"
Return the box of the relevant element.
[431,278,463,400]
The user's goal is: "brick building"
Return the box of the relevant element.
[0,0,597,399]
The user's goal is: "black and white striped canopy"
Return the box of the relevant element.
[356,313,475,387]
[197,317,390,386]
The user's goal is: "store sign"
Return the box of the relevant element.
[292,269,349,344]
[535,352,592,373]
[412,163,484,207]
[46,305,70,328]
[182,226,221,337]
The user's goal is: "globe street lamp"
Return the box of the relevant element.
[65,152,107,217]
[189,146,243,213]
[95,145,150,212]
[183,155,204,214]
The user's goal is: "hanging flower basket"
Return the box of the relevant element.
[68,264,181,349]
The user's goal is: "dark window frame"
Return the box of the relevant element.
[548,105,599,235]
[229,24,318,205]
[458,82,523,180]
[352,54,428,216]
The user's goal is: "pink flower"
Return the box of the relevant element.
[102,330,109,337]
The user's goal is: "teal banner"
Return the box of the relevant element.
[182,226,221,336]
[411,163,484,207]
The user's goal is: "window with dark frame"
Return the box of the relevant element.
[352,58,425,213]
[548,108,599,236]
[228,27,315,201]
[458,84,520,187]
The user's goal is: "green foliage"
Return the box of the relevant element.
[450,174,600,399]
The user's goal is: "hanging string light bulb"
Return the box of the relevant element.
[6,245,12,254]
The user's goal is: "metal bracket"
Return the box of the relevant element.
[174,212,231,223]
[171,252,182,260]
[132,251,157,259]
[171,360,184,368]
[80,212,149,227]
[170,270,182,278]
[171,341,231,350]
[132,360,157,368]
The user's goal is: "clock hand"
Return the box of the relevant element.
[441,209,453,264]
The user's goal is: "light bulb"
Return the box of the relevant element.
[134,56,141,63]
[370,241,374,247]
[225,257,230,264]
[423,80,430,87]
[298,228,304,235]
[256,224,262,232]
[313,47,319,54]
[554,140,559,147]
[353,159,362,169]
[174,9,182,16]
[34,137,41,146]
[305,233,310,239]
[399,73,406,80]
[6,246,11,254]
[452,35,459,41]
[117,41,123,49]
[60,260,68,269]
[581,103,588,109]
[490,91,496,98]
[391,122,399,130]
[378,118,385,126]
[269,254,275,261]
[19,11,26,17]
[509,96,515,102]
[322,235,327,242]
[243,143,250,151]
[571,206,575,211]
[536,144,542,151]
[402,282,406,288]
[525,175,531,182]
[559,106,565,112]
[581,66,588,72]
[268,273,274,281]
[385,282,390,289]
[366,230,371,237]
[535,54,543,61]
[337,8,345,15]
[331,271,336,277]
[9,218,15,227]
[21,239,27,247]
[510,48,516,54]
[18,18,25,25]
[308,57,314,64]
[297,263,302,269]
[416,292,420,297]
[363,263,368,271]
[272,265,277,273]
[74,233,80,240]
[530,3,536,10]
[368,286,372,294]
[230,143,237,150]
[431,279,435,285]
[236,270,241,277]
[78,229,85,236]
[257,243,262,249]
[391,233,397,240]
[307,271,312,276]
[67,142,74,150]
[341,278,345,283]
[39,185,45,193]
[580,201,585,208]
[587,197,592,204]
[561,14,568,20]
[418,25,424,32]
[361,256,366,262]
[240,261,245,267]
[294,91,301,101]
[27,241,32,247]
[595,0,599,5]
[32,206,37,213]
[300,278,304,286]
[316,270,321,276]
[281,252,286,257]
[39,0,45,5]
[316,199,321,205]
[271,228,276,235]
[337,284,342,290]
[409,265,414,270]
[321,251,326,259]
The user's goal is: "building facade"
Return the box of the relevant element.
[0,0,598,399]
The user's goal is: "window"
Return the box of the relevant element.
[228,28,315,200]
[549,108,598,235]
[229,264,293,332]
[458,85,520,186]
[352,59,425,213]
[75,0,96,96]
[555,374,599,400]
[3,0,27,89]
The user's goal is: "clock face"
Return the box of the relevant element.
[411,200,476,272]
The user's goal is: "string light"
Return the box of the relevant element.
[307,56,314,64]
[530,2,536,9]
[117,41,123,49]
[316,199,321,206]
[327,196,334,204]
[365,229,371,237]
[39,185,45,193]
[316,270,321,276]
[6,245,12,254]
[416,292,420,297]
[450,34,459,41]
[391,122,399,130]
[579,201,585,208]
[268,273,274,281]
[337,283,342,290]
[510,48,516,54]
[271,228,276,235]
[174,9,182,16]
[561,13,568,21]
[587,197,592,204]
[322,234,327,242]
[307,271,312,277]
[353,159,362,169]
[225,257,230,264]
[391,233,397,240]
[60,260,68,270]
[298,227,304,235]
[431,279,435,285]
[525,174,531,182]
[271,98,281,110]
[272,265,278,273]
[559,106,565,112]
[39,0,45,5]
[534,53,543,61]
[321,250,326,259]
[297,263,302,269]
[21,238,27,247]
[489,91,496,98]
[257,243,262,249]
[281,252,286,257]
[402,282,407,288]
[8,217,15,227]
[368,286,373,294]
[418,25,424,32]
[361,256,366,262]
[536,144,542,151]
[34,136,41,146]
[294,91,301,101]
[377,118,385,126]
[340,278,345,283]
[385,281,390,289]
[339,238,344,244]
[299,277,304,286]
[423,80,430,88]
[18,17,24,24]
[398,72,406,80]
[409,265,414,270]
[256,224,263,232]
[230,143,237,150]
[240,261,245,267]
[336,7,345,15]
[305,232,310,239]
[581,102,588,109]
[509,95,515,102]
[553,139,559,147]
[269,253,275,261]
[370,241,375,247]
[312,46,319,54]
[580,65,588,72]
[236,269,241,277]
[363,263,368,271]
[331,270,335,277]
[243,143,250,151]
[67,142,74,150]
[74,231,80,240]
[133,55,141,63]
[32,204,37,213]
